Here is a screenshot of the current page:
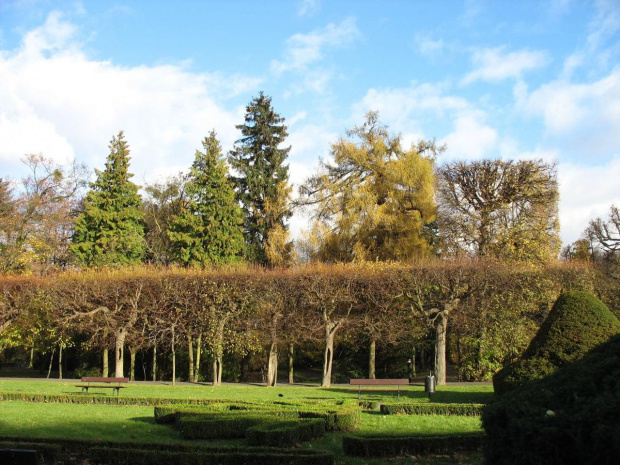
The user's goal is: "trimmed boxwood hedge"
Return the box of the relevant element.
[493,290,620,396]
[297,406,361,431]
[342,432,484,457]
[154,400,360,445]
[155,401,361,432]
[245,418,325,447]
[0,437,334,465]
[154,404,299,425]
[483,333,620,465]
[0,391,252,407]
[380,402,484,416]
[177,414,274,439]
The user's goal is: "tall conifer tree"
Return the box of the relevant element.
[168,131,244,266]
[71,131,145,266]
[229,92,293,266]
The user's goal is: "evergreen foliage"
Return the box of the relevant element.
[483,333,620,465]
[168,131,244,266]
[228,92,292,266]
[71,131,144,267]
[493,290,620,395]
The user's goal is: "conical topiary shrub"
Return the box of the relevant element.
[493,290,620,396]
[483,333,620,465]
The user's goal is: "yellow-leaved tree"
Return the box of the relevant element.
[298,111,440,262]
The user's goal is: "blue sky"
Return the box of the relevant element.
[1,0,619,245]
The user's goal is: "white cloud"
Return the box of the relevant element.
[558,158,620,244]
[20,10,78,55]
[441,115,498,160]
[353,82,501,160]
[521,69,620,158]
[462,47,549,85]
[587,0,620,52]
[297,0,321,18]
[415,35,445,56]
[0,113,74,164]
[355,82,469,130]
[288,122,335,157]
[271,17,360,74]
[0,12,260,182]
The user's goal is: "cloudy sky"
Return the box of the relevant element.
[1,0,619,245]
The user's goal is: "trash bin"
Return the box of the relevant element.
[424,372,436,398]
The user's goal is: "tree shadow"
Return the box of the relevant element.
[128,417,155,424]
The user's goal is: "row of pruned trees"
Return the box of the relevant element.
[0,261,593,386]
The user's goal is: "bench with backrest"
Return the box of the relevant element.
[75,377,129,395]
[350,378,411,401]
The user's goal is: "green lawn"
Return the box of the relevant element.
[0,378,494,403]
[0,379,490,464]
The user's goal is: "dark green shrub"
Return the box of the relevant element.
[0,440,62,463]
[245,418,325,447]
[358,399,380,410]
[483,333,620,465]
[380,402,484,416]
[0,436,335,464]
[0,391,249,407]
[176,414,273,439]
[494,291,620,395]
[342,433,484,457]
[89,446,335,465]
[298,406,361,431]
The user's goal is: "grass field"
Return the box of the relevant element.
[0,378,490,464]
[0,377,494,403]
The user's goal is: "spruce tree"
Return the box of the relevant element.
[71,131,145,266]
[168,131,244,266]
[228,92,293,266]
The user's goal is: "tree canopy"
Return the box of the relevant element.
[298,111,439,262]
[0,155,87,273]
[168,131,244,266]
[437,158,560,261]
[228,92,293,266]
[71,131,145,267]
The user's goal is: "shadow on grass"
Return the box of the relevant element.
[324,387,494,404]
[129,417,156,424]
[429,391,493,404]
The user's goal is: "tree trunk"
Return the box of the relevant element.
[152,344,157,381]
[103,328,109,377]
[410,346,416,380]
[435,312,448,386]
[212,322,225,386]
[322,324,337,387]
[115,328,126,378]
[288,343,294,384]
[171,327,176,386]
[213,353,222,385]
[266,342,278,387]
[194,333,202,383]
[368,339,376,379]
[58,344,63,380]
[47,347,55,378]
[29,344,34,369]
[129,347,136,381]
[188,334,194,383]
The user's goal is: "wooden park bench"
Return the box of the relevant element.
[75,377,129,395]
[350,378,411,401]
